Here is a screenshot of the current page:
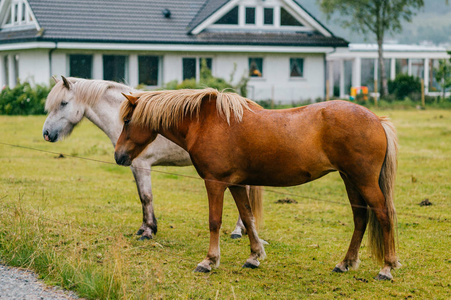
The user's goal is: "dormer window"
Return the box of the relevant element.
[215,6,238,25]
[245,7,255,25]
[209,3,309,32]
[1,0,36,29]
[263,8,274,25]
[280,7,302,26]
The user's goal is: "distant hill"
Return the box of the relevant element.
[302,0,451,46]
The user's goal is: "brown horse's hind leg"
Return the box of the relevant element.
[359,184,400,280]
[333,174,368,273]
[194,181,227,273]
[229,185,266,269]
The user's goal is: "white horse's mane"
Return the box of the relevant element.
[45,77,131,112]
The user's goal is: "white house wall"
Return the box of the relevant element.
[18,50,49,85]
[51,52,66,79]
[162,52,325,102]
[246,53,325,102]
[3,48,326,103]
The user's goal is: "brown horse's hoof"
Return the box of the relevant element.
[136,229,144,235]
[194,265,211,273]
[375,273,392,281]
[231,234,242,239]
[242,262,259,269]
[332,267,346,273]
[139,235,152,241]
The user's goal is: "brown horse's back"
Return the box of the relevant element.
[191,100,387,187]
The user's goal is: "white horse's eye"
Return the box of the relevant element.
[61,101,68,107]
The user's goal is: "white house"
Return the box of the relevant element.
[0,0,348,103]
[327,43,451,98]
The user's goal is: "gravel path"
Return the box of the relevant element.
[0,263,81,300]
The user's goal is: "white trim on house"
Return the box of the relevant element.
[0,41,336,54]
[0,41,54,51]
[54,42,336,54]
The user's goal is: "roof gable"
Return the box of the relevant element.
[189,0,333,37]
[0,0,39,31]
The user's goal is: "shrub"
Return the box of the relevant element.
[0,81,51,115]
[388,74,421,100]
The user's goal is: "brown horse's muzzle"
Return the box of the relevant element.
[114,151,132,166]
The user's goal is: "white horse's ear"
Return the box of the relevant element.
[61,75,72,90]
[52,75,60,83]
[121,92,138,105]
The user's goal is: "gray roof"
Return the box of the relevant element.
[0,0,348,47]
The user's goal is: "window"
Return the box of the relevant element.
[245,7,256,24]
[264,8,274,25]
[21,3,26,22]
[4,8,12,25]
[215,6,238,24]
[138,56,159,86]
[290,58,304,78]
[199,58,212,74]
[411,59,425,79]
[360,58,375,91]
[3,56,9,85]
[183,57,212,81]
[69,55,92,79]
[249,58,263,77]
[281,7,302,26]
[103,55,127,82]
[13,3,19,24]
[183,58,196,80]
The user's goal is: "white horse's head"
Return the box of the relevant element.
[43,76,85,142]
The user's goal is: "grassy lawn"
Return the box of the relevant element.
[0,108,450,299]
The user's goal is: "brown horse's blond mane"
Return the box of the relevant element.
[120,88,254,130]
[45,77,131,112]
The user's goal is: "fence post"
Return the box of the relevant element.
[374,79,378,107]
[421,78,425,108]
[326,79,330,101]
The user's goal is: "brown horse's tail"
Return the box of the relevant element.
[368,117,398,263]
[248,186,263,230]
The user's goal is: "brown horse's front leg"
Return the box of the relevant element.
[194,180,227,273]
[229,185,266,269]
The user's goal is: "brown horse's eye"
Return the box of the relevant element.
[124,119,130,125]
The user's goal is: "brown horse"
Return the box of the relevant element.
[114,88,400,280]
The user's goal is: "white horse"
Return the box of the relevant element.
[42,76,262,240]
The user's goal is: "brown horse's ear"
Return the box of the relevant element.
[121,92,139,105]
[61,76,72,90]
[52,75,60,83]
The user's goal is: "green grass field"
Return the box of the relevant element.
[0,109,450,299]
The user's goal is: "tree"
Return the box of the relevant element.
[318,0,424,96]
[435,59,451,101]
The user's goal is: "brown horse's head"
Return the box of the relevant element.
[114,93,157,166]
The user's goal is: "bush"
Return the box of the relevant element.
[0,81,50,115]
[388,74,421,100]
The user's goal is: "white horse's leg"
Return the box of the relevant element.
[130,159,156,240]
[231,217,246,239]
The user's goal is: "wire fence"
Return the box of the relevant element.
[0,140,449,235]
